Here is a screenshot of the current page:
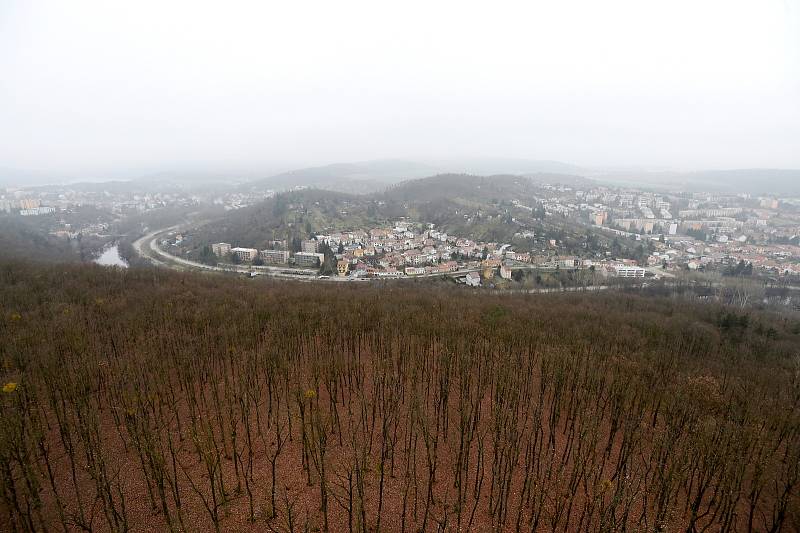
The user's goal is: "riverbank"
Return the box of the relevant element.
[94,243,128,268]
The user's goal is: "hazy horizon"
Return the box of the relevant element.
[2,0,799,178]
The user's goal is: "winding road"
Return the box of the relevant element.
[132,225,329,280]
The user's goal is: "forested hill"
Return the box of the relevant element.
[0,216,82,262]
[243,160,439,194]
[381,174,536,204]
[187,174,548,250]
[187,188,379,250]
[242,158,590,194]
[182,172,593,254]
[1,261,799,531]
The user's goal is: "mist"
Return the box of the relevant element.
[1,0,799,178]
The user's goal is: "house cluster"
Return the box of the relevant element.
[210,219,659,284]
[537,186,787,242]
[531,183,800,277]
[318,222,509,278]
[644,238,800,276]
[2,182,274,220]
[212,221,503,278]
[0,197,56,216]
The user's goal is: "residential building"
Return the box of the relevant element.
[260,249,290,264]
[301,239,318,253]
[19,207,56,216]
[404,250,426,265]
[559,257,582,269]
[592,212,607,226]
[337,260,350,277]
[465,271,481,287]
[212,243,231,256]
[231,247,258,262]
[294,252,324,267]
[614,265,646,278]
[439,261,458,272]
[19,198,40,210]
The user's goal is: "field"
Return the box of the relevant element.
[1,261,799,531]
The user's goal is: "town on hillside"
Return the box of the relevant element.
[195,184,800,285]
[4,176,800,285]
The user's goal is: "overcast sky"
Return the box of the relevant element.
[1,0,798,177]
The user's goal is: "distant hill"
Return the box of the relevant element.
[597,168,800,196]
[430,157,584,176]
[382,174,536,204]
[382,172,593,204]
[687,169,800,196]
[131,170,260,187]
[0,167,69,188]
[189,173,582,251]
[525,172,596,188]
[244,160,439,194]
[244,158,589,194]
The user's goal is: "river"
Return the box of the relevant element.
[95,244,129,268]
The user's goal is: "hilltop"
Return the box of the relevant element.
[179,172,623,261]
[597,168,800,195]
[382,173,535,204]
[184,188,381,251]
[243,158,589,194]
[243,159,439,194]
[381,173,591,204]
[181,174,554,253]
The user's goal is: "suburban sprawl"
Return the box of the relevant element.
[3,171,800,291]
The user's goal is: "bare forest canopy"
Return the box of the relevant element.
[0,212,113,263]
[1,261,799,531]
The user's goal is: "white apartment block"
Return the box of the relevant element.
[614,265,646,278]
[260,249,290,264]
[231,247,258,262]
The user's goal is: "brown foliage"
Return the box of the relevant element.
[0,260,799,531]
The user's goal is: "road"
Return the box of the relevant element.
[132,224,483,282]
[132,225,491,283]
[133,226,327,280]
